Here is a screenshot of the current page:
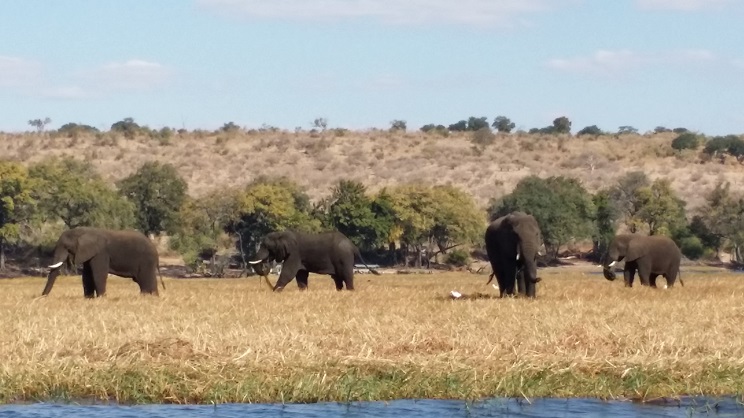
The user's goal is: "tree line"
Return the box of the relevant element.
[1,156,742,275]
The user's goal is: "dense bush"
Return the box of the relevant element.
[671,132,700,151]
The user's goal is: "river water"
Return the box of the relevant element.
[0,397,742,418]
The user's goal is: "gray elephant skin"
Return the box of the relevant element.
[42,227,165,298]
[249,230,380,292]
[602,234,683,288]
[484,211,543,298]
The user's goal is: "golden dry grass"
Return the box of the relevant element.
[3,130,744,211]
[2,266,744,404]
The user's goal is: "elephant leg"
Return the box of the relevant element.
[331,275,344,291]
[89,255,109,297]
[497,265,517,297]
[665,265,679,288]
[82,262,95,298]
[623,267,636,287]
[636,263,651,286]
[136,265,159,295]
[649,274,659,288]
[273,266,298,292]
[296,270,309,290]
[515,268,526,296]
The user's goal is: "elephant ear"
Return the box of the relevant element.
[270,232,295,262]
[625,238,649,262]
[73,233,106,265]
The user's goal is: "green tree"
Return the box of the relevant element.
[29,157,135,230]
[592,189,618,260]
[618,126,638,135]
[697,181,744,259]
[28,117,51,132]
[490,176,596,258]
[448,120,468,132]
[609,171,650,233]
[492,116,515,133]
[57,123,99,138]
[170,190,240,272]
[321,180,392,251]
[635,178,687,236]
[389,120,407,132]
[552,116,572,134]
[110,117,141,139]
[467,117,489,132]
[671,132,700,151]
[229,178,321,260]
[577,125,603,136]
[118,162,188,237]
[0,162,36,269]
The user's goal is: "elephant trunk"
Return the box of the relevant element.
[42,247,69,296]
[602,251,619,281]
[519,240,539,283]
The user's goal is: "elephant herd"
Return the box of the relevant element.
[39,213,682,299]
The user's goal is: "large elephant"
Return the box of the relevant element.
[249,230,380,291]
[41,227,165,298]
[484,211,543,298]
[602,234,683,288]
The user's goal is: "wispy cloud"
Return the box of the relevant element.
[635,0,735,12]
[0,56,42,89]
[547,49,721,77]
[197,0,575,27]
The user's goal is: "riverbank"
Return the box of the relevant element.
[1,268,743,404]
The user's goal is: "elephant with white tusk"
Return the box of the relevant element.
[42,227,165,298]
[601,234,683,288]
[484,211,544,298]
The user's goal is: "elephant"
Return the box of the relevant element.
[602,234,683,288]
[41,227,165,298]
[484,211,543,298]
[249,230,380,292]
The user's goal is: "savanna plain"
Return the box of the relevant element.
[2,267,744,405]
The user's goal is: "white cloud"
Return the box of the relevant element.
[197,0,575,26]
[86,59,171,92]
[547,49,720,77]
[0,56,42,88]
[635,0,734,12]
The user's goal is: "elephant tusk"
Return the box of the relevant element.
[516,253,520,261]
[48,262,64,269]
[248,259,263,265]
[608,261,616,267]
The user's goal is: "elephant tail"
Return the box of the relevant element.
[353,247,381,275]
[678,270,684,287]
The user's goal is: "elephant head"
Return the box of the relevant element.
[602,234,640,281]
[505,212,542,283]
[42,227,106,296]
[249,231,295,266]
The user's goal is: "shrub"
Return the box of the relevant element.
[445,249,470,267]
[577,125,603,136]
[678,236,705,260]
[471,127,495,146]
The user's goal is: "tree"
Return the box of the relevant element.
[552,116,572,134]
[490,176,596,258]
[321,180,392,251]
[592,189,618,261]
[0,162,36,269]
[170,190,240,273]
[635,178,687,236]
[492,116,515,133]
[28,117,51,133]
[220,122,241,133]
[697,181,744,260]
[577,125,603,136]
[228,178,321,262]
[110,117,141,139]
[671,132,701,151]
[312,117,328,131]
[448,120,468,132]
[117,162,188,237]
[57,123,99,138]
[618,126,638,135]
[29,157,135,229]
[389,120,407,132]
[467,117,489,132]
[609,171,650,233]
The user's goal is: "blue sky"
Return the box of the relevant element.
[1,0,742,135]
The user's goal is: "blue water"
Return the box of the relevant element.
[1,397,742,417]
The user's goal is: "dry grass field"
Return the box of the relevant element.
[2,266,744,404]
[3,130,744,211]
